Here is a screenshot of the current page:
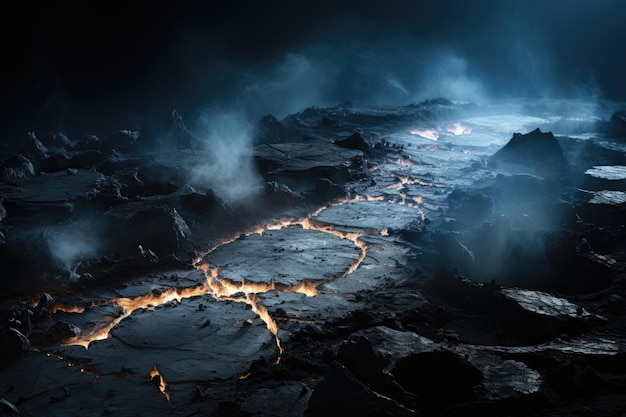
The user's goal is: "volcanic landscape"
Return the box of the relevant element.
[1,96,626,416]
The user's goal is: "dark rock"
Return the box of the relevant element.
[264,181,303,206]
[607,294,623,313]
[98,130,140,153]
[392,350,483,402]
[21,131,48,157]
[67,149,107,169]
[163,109,201,149]
[608,109,626,137]
[118,163,183,198]
[314,178,347,201]
[489,128,568,174]
[336,335,388,386]
[543,230,615,293]
[0,199,6,222]
[138,244,159,264]
[48,321,80,341]
[433,232,475,273]
[0,328,31,364]
[306,361,417,417]
[446,189,495,223]
[465,217,552,286]
[318,116,340,127]
[39,132,74,151]
[0,398,19,416]
[2,154,36,180]
[104,205,191,256]
[254,114,290,144]
[216,400,251,417]
[34,292,54,319]
[334,132,372,155]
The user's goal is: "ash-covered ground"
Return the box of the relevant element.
[2,98,626,416]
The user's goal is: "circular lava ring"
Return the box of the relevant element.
[202,227,362,287]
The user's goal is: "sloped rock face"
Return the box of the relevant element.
[103,205,191,256]
[489,128,569,175]
[333,131,372,155]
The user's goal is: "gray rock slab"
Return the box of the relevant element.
[501,288,593,318]
[0,352,170,417]
[203,228,361,285]
[354,326,542,400]
[3,169,105,204]
[589,190,626,205]
[254,143,363,173]
[59,295,277,382]
[584,165,626,180]
[313,201,420,231]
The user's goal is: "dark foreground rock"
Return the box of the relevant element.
[489,128,569,176]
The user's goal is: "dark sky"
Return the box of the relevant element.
[1,0,625,138]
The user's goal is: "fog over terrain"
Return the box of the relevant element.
[1,0,625,140]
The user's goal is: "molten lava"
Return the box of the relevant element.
[148,363,171,401]
[410,122,472,140]
[409,128,440,141]
[49,195,395,375]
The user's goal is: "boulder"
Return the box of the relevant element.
[34,292,54,319]
[489,128,568,174]
[608,109,626,137]
[162,109,201,149]
[2,154,36,180]
[334,132,372,154]
[0,328,31,365]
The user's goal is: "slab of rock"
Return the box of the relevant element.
[331,327,543,410]
[313,201,419,232]
[588,190,626,205]
[254,142,365,186]
[203,228,360,286]
[63,295,277,382]
[585,165,626,180]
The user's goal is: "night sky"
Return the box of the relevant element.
[1,0,625,139]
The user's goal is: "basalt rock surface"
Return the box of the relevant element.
[1,100,626,416]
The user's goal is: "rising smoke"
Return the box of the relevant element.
[43,221,100,279]
[188,108,263,204]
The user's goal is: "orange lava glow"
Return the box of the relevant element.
[410,122,472,140]
[58,195,385,367]
[148,363,171,401]
[386,175,444,189]
[395,156,419,167]
[52,303,87,314]
[61,284,212,349]
[446,122,472,135]
[409,128,439,141]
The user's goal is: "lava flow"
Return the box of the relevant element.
[53,195,394,378]
[410,121,473,140]
[192,198,376,362]
[148,363,171,402]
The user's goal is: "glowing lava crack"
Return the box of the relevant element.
[44,193,426,402]
[55,198,376,372]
